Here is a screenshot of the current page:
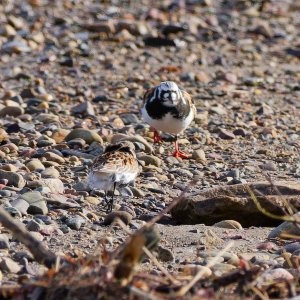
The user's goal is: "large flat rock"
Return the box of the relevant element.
[171,181,300,226]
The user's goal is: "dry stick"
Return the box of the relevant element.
[246,186,298,222]
[0,207,57,268]
[263,173,295,216]
[129,286,161,300]
[115,218,178,285]
[250,286,269,300]
[174,241,234,297]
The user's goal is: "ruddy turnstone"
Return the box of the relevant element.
[88,141,139,212]
[141,81,196,158]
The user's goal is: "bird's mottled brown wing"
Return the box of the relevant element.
[181,90,192,105]
[92,152,138,175]
[181,90,196,116]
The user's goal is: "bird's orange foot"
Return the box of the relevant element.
[173,150,189,159]
[153,130,163,144]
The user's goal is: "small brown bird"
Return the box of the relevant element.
[88,141,139,212]
[141,81,196,158]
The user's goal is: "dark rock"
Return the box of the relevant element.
[161,23,188,35]
[26,219,42,232]
[219,129,235,140]
[286,48,300,59]
[156,245,175,262]
[233,128,247,137]
[144,36,177,47]
[71,101,95,116]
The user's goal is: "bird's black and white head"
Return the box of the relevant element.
[157,81,183,107]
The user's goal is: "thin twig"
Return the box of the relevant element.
[246,186,298,222]
[263,174,295,216]
[251,286,269,300]
[129,286,161,300]
[0,207,57,268]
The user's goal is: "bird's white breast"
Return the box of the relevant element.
[142,106,194,135]
[88,170,138,191]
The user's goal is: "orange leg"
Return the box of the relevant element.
[173,137,188,159]
[153,129,163,144]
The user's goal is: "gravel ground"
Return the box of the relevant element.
[0,0,300,298]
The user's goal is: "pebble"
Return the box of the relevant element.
[257,268,293,287]
[256,242,278,251]
[130,187,145,197]
[0,106,24,117]
[85,196,101,205]
[43,152,65,164]
[0,258,22,274]
[67,138,86,148]
[138,155,162,167]
[51,129,70,143]
[0,170,26,188]
[21,191,48,215]
[219,129,235,140]
[212,220,243,230]
[268,215,300,239]
[36,114,59,124]
[41,168,60,178]
[10,198,29,215]
[26,159,45,171]
[4,206,22,217]
[28,178,64,193]
[65,128,103,145]
[209,105,227,115]
[156,246,175,262]
[0,164,18,172]
[192,149,206,163]
[283,242,300,254]
[0,234,9,249]
[73,181,90,192]
[240,253,270,261]
[26,219,42,232]
[259,162,277,171]
[65,215,86,230]
[71,101,95,115]
[104,211,132,226]
[243,77,264,86]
